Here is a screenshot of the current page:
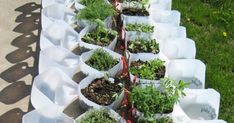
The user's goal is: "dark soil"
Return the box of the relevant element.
[72,45,90,55]
[81,78,122,105]
[131,60,165,80]
[72,72,87,84]
[122,8,149,16]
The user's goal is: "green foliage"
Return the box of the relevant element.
[130,78,188,120]
[82,27,117,46]
[130,59,165,80]
[77,108,117,123]
[128,39,159,54]
[79,0,102,6]
[126,23,154,33]
[138,116,173,123]
[77,1,116,27]
[124,0,149,5]
[86,49,118,71]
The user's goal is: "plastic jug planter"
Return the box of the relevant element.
[166,59,206,89]
[31,68,78,111]
[79,26,118,51]
[77,75,124,110]
[122,18,154,41]
[160,37,196,59]
[173,89,221,122]
[152,23,187,41]
[42,0,75,8]
[149,8,181,26]
[41,4,76,29]
[128,53,169,86]
[80,48,123,77]
[39,46,80,77]
[40,20,80,50]
[74,108,125,123]
[23,108,74,123]
[129,78,188,122]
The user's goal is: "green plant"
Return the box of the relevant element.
[77,1,116,27]
[77,108,117,123]
[85,49,118,71]
[82,27,117,46]
[130,59,165,80]
[130,78,188,121]
[138,116,173,123]
[128,39,159,54]
[124,0,149,6]
[79,0,102,6]
[126,23,154,33]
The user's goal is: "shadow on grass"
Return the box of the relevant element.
[0,2,41,123]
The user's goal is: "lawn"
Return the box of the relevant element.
[173,0,234,122]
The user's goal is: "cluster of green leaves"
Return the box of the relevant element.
[128,39,159,54]
[86,49,118,71]
[77,0,116,27]
[130,59,165,80]
[130,78,188,120]
[126,23,154,33]
[77,108,117,123]
[82,27,117,46]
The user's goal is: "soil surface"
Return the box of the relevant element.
[122,8,149,16]
[81,78,122,105]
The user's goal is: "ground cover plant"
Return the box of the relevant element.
[85,49,118,71]
[130,59,165,80]
[173,0,234,122]
[127,39,159,54]
[125,23,154,33]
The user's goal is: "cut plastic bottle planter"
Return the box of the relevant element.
[31,68,78,111]
[128,53,169,87]
[42,4,76,29]
[39,46,80,77]
[167,59,206,89]
[77,75,124,110]
[80,48,123,77]
[173,89,221,122]
[160,37,196,59]
[40,20,80,50]
[23,108,74,123]
[42,0,74,8]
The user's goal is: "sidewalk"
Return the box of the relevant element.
[0,0,40,122]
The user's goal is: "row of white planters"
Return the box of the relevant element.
[22,0,226,122]
[23,66,225,123]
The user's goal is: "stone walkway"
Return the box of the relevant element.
[0,0,40,123]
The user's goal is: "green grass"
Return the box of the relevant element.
[173,0,234,122]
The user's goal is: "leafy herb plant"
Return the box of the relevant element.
[77,108,117,123]
[77,1,116,27]
[126,23,154,33]
[130,78,188,121]
[82,27,117,46]
[127,39,159,54]
[130,59,165,80]
[85,49,118,71]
